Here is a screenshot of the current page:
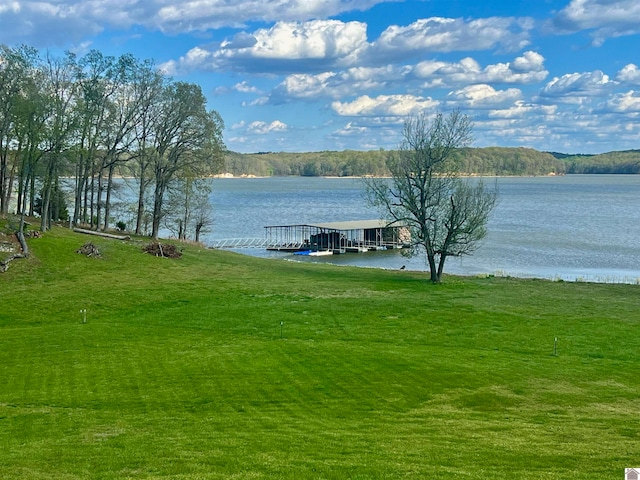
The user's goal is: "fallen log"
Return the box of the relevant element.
[73,227,130,240]
[0,253,26,273]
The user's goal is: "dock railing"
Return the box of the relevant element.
[209,238,270,249]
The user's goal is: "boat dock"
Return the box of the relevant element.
[264,220,410,255]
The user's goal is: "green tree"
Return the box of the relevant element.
[0,45,39,214]
[164,176,212,242]
[149,82,224,239]
[39,52,79,231]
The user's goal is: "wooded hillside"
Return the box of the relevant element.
[224,147,640,177]
[551,150,640,174]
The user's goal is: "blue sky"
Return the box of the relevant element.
[2,0,640,154]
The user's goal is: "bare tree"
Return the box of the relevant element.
[364,110,497,283]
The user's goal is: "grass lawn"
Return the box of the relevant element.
[1,223,639,479]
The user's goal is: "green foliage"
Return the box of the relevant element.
[224,147,567,177]
[1,223,639,479]
[556,150,640,174]
[224,149,390,177]
[34,186,69,222]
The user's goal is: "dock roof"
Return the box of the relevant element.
[265,220,399,231]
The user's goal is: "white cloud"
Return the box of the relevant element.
[448,84,522,109]
[229,20,367,61]
[0,0,388,46]
[488,102,557,119]
[332,122,370,137]
[0,2,20,15]
[606,91,640,113]
[162,15,539,75]
[551,0,640,46]
[270,52,547,104]
[540,70,615,101]
[246,120,288,134]
[234,81,260,94]
[273,72,339,100]
[0,1,106,46]
[511,50,545,72]
[164,20,369,74]
[150,0,386,33]
[271,65,403,101]
[617,64,640,85]
[371,16,532,60]
[415,51,547,88]
[160,46,212,75]
[332,94,440,116]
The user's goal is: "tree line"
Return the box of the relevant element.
[0,45,225,241]
[224,147,567,177]
[551,150,640,174]
[225,147,640,177]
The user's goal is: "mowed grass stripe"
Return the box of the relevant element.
[0,224,639,478]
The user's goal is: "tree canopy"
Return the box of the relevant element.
[0,44,225,241]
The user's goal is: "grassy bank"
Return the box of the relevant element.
[1,225,638,479]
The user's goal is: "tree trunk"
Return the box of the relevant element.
[426,252,439,283]
[103,164,115,231]
[28,171,35,217]
[89,171,96,228]
[73,157,86,226]
[16,150,27,215]
[151,178,166,239]
[436,254,447,283]
[95,167,104,230]
[135,176,147,235]
[40,157,56,231]
[0,143,7,214]
[3,162,17,214]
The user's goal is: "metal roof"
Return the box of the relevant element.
[265,220,401,231]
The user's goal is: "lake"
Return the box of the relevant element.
[203,175,640,283]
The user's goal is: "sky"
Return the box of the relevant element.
[2,0,640,154]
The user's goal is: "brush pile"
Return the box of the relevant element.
[76,242,101,258]
[142,242,182,258]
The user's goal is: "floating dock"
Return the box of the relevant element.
[265,220,410,254]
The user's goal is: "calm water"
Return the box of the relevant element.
[204,175,640,283]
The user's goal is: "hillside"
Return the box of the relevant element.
[551,149,640,174]
[224,147,566,177]
[224,147,640,177]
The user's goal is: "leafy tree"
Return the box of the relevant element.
[0,45,39,214]
[364,110,497,283]
[71,49,119,229]
[149,82,224,239]
[39,52,79,231]
[164,176,212,242]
